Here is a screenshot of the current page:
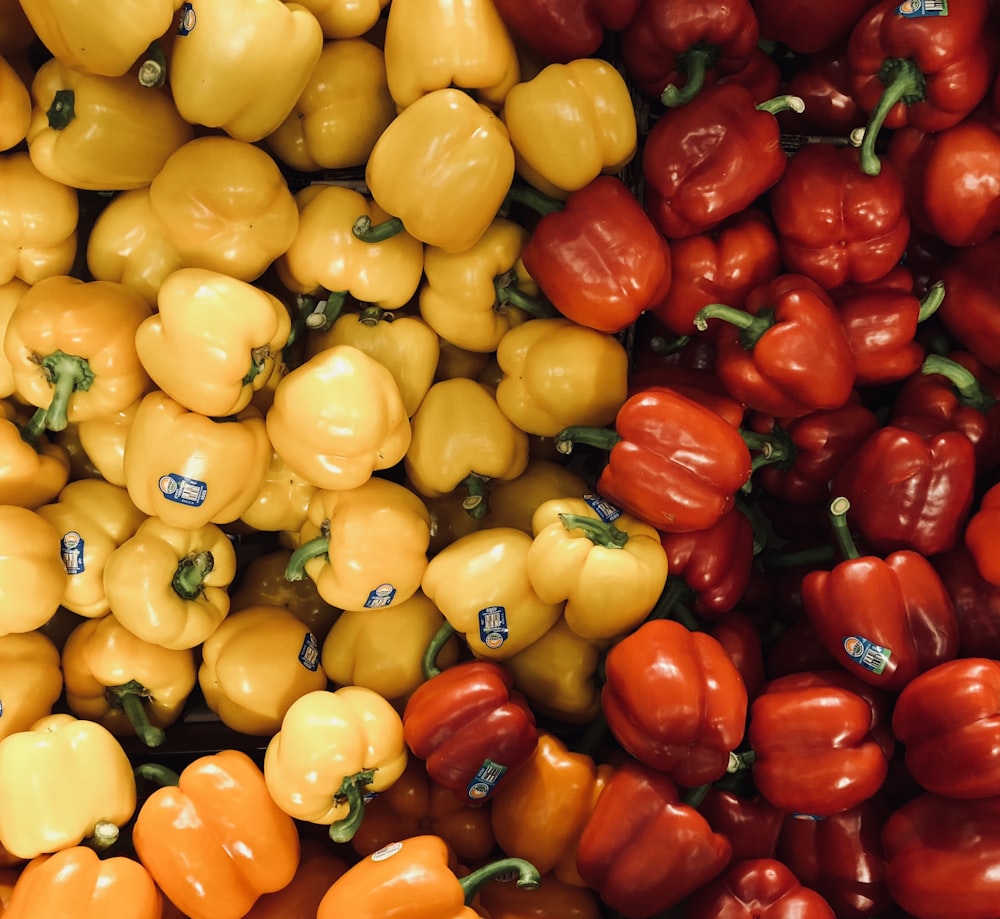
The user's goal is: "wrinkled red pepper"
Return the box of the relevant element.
[753,0,879,55]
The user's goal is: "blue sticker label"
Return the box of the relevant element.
[364,583,396,609]
[583,493,622,522]
[478,606,508,650]
[158,473,208,507]
[843,635,892,675]
[791,813,825,821]
[177,2,197,33]
[60,531,85,575]
[896,0,947,16]
[466,759,508,800]
[298,633,319,671]
[0,699,4,718]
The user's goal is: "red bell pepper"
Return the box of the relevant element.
[829,415,977,557]
[490,0,642,64]
[767,142,910,291]
[933,545,1000,659]
[619,0,759,106]
[642,85,802,239]
[649,209,782,339]
[685,857,837,919]
[892,657,1000,799]
[516,176,671,335]
[601,618,748,787]
[695,274,856,419]
[800,497,959,692]
[575,760,732,918]
[709,610,767,700]
[753,0,879,55]
[554,387,753,533]
[699,788,783,863]
[716,46,782,105]
[882,792,1000,919]
[628,370,747,430]
[779,45,867,136]
[967,482,1000,587]
[763,616,841,680]
[846,0,995,175]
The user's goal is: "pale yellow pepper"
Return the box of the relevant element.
[294,0,390,39]
[0,279,26,397]
[239,448,320,535]
[0,53,31,152]
[434,337,493,382]
[487,459,590,532]
[0,630,63,743]
[0,506,68,637]
[0,399,71,510]
[70,398,141,487]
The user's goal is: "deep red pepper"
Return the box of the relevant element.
[627,374,747,429]
[932,545,1000,659]
[763,615,841,680]
[575,760,732,919]
[709,610,767,700]
[619,0,760,106]
[716,46,782,105]
[695,274,857,419]
[964,480,1000,585]
[752,0,879,55]
[699,788,783,863]
[777,44,867,135]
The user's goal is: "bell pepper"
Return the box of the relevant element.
[0,505,68,637]
[966,480,1000,586]
[0,153,77,286]
[239,447,319,535]
[350,756,497,864]
[4,275,151,433]
[501,58,636,199]
[264,686,408,841]
[293,0,389,38]
[576,760,732,918]
[708,610,767,700]
[364,87,515,254]
[515,177,670,335]
[699,788,783,863]
[102,516,237,651]
[4,846,162,919]
[382,0,520,110]
[847,0,995,175]
[148,135,299,282]
[0,399,71,509]
[0,279,26,397]
[767,143,910,291]
[780,44,867,135]
[934,234,1000,371]
[243,838,350,919]
[316,834,540,918]
[934,544,1000,659]
[746,669,893,817]
[26,56,193,191]
[133,749,300,919]
[36,478,146,618]
[123,392,271,528]
[479,872,603,919]
[642,86,801,239]
[829,415,976,557]
[0,713,136,860]
[266,343,411,491]
[555,386,752,533]
[753,0,878,54]
[0,630,62,743]
[484,459,589,531]
[620,0,760,106]
[68,397,140,488]
[321,590,458,702]
[0,53,30,152]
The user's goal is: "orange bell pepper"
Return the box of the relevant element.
[244,838,350,919]
[0,864,18,913]
[133,750,300,919]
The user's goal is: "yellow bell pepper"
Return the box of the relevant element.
[0,399,70,509]
[382,0,520,110]
[494,317,630,437]
[70,397,140,488]
[0,713,136,860]
[294,0,389,39]
[287,476,431,612]
[60,613,197,746]
[0,0,35,56]
[0,152,77,286]
[0,630,63,743]
[168,0,323,142]
[102,516,237,650]
[435,337,493,382]
[263,686,408,841]
[36,478,147,618]
[26,57,193,191]
[277,185,424,312]
[0,506,67,637]
[421,488,489,557]
[526,496,669,640]
[418,217,546,354]
[122,392,270,529]
[404,377,529,514]
[266,344,411,491]
[0,53,31,152]
[148,135,299,282]
[239,448,319,534]
[364,87,515,254]
[265,38,395,171]
[487,458,589,532]
[306,306,439,418]
[135,268,290,418]
[199,604,329,736]
[85,188,184,308]
[3,275,151,433]
[17,0,180,77]
[502,59,637,199]
[421,526,563,659]
[0,279,26,397]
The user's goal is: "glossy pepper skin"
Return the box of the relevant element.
[0,53,30,152]
[752,0,877,55]
[133,750,300,919]
[0,505,68,637]
[576,760,732,918]
[966,481,1000,585]
[293,0,389,38]
[699,789,783,864]
[685,858,836,919]
[242,839,349,919]
[0,631,62,743]
[0,399,71,509]
[479,873,603,919]
[934,234,1000,371]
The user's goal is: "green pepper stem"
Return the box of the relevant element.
[242,346,272,386]
[727,749,757,773]
[353,215,405,242]
[82,821,120,852]
[917,281,945,323]
[829,496,861,560]
[38,351,95,432]
[649,334,690,356]
[559,513,628,549]
[857,57,927,176]
[740,429,792,468]
[171,551,214,599]
[359,305,390,326]
[134,762,181,787]
[647,577,704,631]
[553,425,622,455]
[755,94,806,116]
[46,88,75,129]
[693,304,774,348]
[494,268,557,318]
[460,473,491,520]
[137,40,167,87]
[423,620,457,680]
[18,407,48,449]
[762,544,837,568]
[285,534,329,582]
[661,46,713,108]
[503,184,564,216]
[329,769,376,843]
[680,783,712,809]
[304,290,347,332]
[107,681,165,748]
[922,354,997,413]
[459,858,541,903]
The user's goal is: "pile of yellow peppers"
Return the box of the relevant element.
[0,0,659,917]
